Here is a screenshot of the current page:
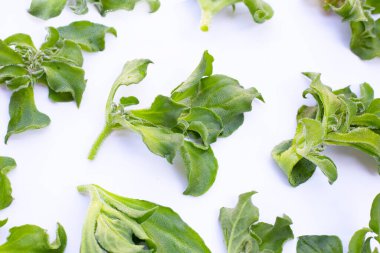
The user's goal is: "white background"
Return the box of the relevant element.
[0,0,379,252]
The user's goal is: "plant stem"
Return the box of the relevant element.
[88,125,112,160]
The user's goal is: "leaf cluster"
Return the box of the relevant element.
[273,73,380,187]
[324,0,380,59]
[197,0,273,31]
[28,0,160,20]
[78,184,211,253]
[0,21,116,142]
[89,51,263,196]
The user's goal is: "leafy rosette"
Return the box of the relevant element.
[0,21,116,142]
[273,73,380,186]
[88,51,263,196]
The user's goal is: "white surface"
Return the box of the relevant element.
[0,0,379,252]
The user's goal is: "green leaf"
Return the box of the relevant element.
[5,75,31,91]
[272,140,316,187]
[0,219,7,228]
[367,0,380,14]
[28,0,67,20]
[297,235,343,253]
[132,124,184,163]
[219,191,260,253]
[180,141,218,196]
[370,194,380,234]
[0,66,29,83]
[348,228,372,253]
[90,0,161,16]
[130,95,186,128]
[40,27,60,50]
[57,21,117,52]
[0,157,16,210]
[4,34,36,49]
[367,99,380,116]
[6,86,50,143]
[78,184,211,253]
[42,61,86,106]
[171,50,214,102]
[51,40,84,67]
[350,15,380,60]
[304,153,337,184]
[0,223,67,253]
[351,113,380,129]
[180,107,223,146]
[120,96,139,106]
[0,40,24,66]
[197,0,273,31]
[112,59,152,89]
[250,215,294,253]
[190,75,263,137]
[326,128,380,163]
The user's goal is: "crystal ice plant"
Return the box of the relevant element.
[0,21,116,142]
[88,51,263,196]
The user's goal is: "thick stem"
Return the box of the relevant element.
[88,125,112,160]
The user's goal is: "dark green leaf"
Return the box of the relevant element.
[250,215,294,253]
[130,95,186,128]
[0,223,66,253]
[57,21,117,52]
[42,61,86,106]
[0,157,16,210]
[6,86,50,143]
[190,75,263,137]
[297,235,343,253]
[171,50,214,102]
[28,0,67,20]
[180,141,218,196]
[132,124,184,163]
[180,107,223,146]
[78,184,211,253]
